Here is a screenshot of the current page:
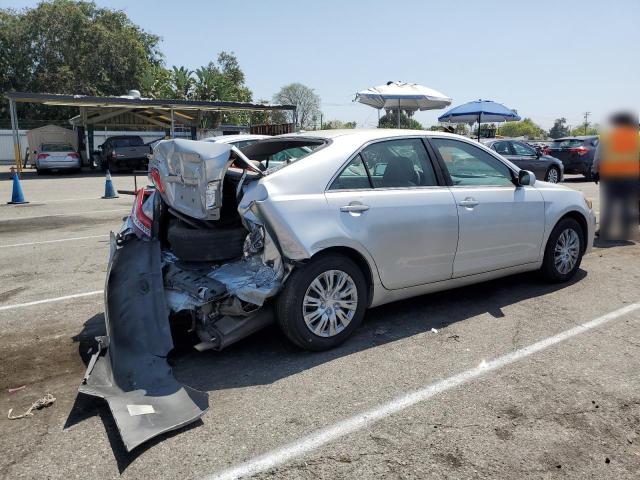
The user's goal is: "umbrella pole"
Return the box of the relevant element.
[397,99,401,128]
[477,113,481,141]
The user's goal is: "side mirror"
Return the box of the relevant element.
[518,170,536,186]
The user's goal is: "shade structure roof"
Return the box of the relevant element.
[355,81,452,111]
[438,99,520,123]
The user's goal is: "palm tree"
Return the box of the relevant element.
[171,66,193,99]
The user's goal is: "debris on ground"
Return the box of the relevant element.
[430,328,439,333]
[7,386,26,394]
[448,334,460,342]
[7,393,56,420]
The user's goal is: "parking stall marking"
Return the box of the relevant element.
[0,208,129,222]
[206,302,640,480]
[0,290,103,312]
[0,234,109,249]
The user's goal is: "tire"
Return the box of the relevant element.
[167,221,247,262]
[545,166,560,183]
[583,169,593,181]
[540,217,584,282]
[275,253,367,351]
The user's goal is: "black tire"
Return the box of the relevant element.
[540,217,584,283]
[275,253,367,351]
[545,166,561,183]
[583,169,593,181]
[167,221,247,262]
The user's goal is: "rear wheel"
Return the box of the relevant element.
[275,253,367,351]
[540,217,584,282]
[545,166,560,183]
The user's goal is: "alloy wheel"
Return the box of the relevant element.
[302,269,358,337]
[546,168,559,183]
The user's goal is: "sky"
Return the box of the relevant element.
[4,0,640,129]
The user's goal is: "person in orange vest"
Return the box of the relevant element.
[592,111,639,240]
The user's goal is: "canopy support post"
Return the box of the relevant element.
[9,99,22,173]
[82,107,90,167]
[170,108,175,138]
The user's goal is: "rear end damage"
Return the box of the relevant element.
[80,140,289,450]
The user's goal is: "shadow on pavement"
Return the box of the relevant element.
[66,268,587,471]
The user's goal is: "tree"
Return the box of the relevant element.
[322,119,356,129]
[496,118,546,139]
[570,124,599,136]
[549,117,570,139]
[171,66,194,99]
[273,83,321,130]
[378,112,423,130]
[0,0,162,121]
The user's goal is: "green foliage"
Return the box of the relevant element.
[322,119,356,129]
[549,117,570,139]
[0,0,162,120]
[378,111,423,130]
[497,118,546,139]
[570,124,599,136]
[273,83,321,130]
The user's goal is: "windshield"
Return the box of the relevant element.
[41,143,73,152]
[550,139,584,148]
[112,137,144,148]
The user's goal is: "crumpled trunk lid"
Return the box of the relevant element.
[79,235,208,451]
[150,139,233,221]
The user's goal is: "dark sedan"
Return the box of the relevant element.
[547,136,599,179]
[484,139,564,183]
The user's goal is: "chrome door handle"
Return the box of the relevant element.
[458,198,479,208]
[340,204,369,213]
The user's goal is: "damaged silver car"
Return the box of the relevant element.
[80,130,595,450]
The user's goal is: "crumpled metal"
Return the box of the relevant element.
[207,256,280,306]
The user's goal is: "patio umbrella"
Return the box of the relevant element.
[355,81,452,128]
[438,99,521,140]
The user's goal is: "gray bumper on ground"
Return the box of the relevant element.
[79,236,208,452]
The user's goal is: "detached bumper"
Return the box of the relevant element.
[79,235,208,451]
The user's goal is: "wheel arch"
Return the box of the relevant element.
[554,210,589,254]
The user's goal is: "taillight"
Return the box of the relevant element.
[569,146,589,156]
[36,153,49,160]
[149,168,165,193]
[131,189,154,237]
[68,152,80,158]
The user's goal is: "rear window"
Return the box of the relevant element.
[41,143,73,152]
[240,139,326,173]
[112,137,144,148]
[550,139,584,148]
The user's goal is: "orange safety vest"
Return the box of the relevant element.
[599,127,640,178]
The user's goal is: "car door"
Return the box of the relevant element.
[511,141,545,178]
[428,137,545,278]
[324,137,459,290]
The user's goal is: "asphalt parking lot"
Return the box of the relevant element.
[1,168,639,479]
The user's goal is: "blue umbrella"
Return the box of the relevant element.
[438,99,521,140]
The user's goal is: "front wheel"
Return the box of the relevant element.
[545,166,561,183]
[540,218,584,282]
[275,253,367,351]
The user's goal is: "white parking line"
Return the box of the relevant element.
[206,302,640,480]
[0,208,129,222]
[0,234,108,249]
[0,290,103,312]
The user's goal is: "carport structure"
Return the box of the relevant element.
[5,91,297,171]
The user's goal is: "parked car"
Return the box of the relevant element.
[484,139,564,183]
[547,136,599,179]
[202,133,270,148]
[96,135,152,172]
[34,143,81,174]
[80,130,596,451]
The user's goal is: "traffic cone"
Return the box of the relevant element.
[102,170,119,199]
[7,167,28,205]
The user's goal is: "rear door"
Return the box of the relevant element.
[428,137,545,277]
[324,137,459,289]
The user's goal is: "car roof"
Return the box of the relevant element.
[554,136,598,141]
[275,128,465,143]
[203,134,270,143]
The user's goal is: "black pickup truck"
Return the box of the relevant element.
[96,135,152,172]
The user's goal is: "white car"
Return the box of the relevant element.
[82,129,596,450]
[35,143,81,174]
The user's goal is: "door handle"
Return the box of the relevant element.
[458,197,479,208]
[340,204,369,213]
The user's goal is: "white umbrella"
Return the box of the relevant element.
[355,81,452,128]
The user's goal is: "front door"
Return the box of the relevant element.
[428,137,546,277]
[324,138,459,290]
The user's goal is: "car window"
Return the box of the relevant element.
[112,137,144,148]
[511,142,536,156]
[430,138,514,187]
[41,143,73,152]
[359,138,438,188]
[266,146,313,169]
[551,139,584,148]
[492,141,512,155]
[329,154,372,190]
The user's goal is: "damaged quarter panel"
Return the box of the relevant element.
[239,134,383,286]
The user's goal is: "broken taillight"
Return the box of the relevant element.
[131,188,154,237]
[149,168,165,193]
